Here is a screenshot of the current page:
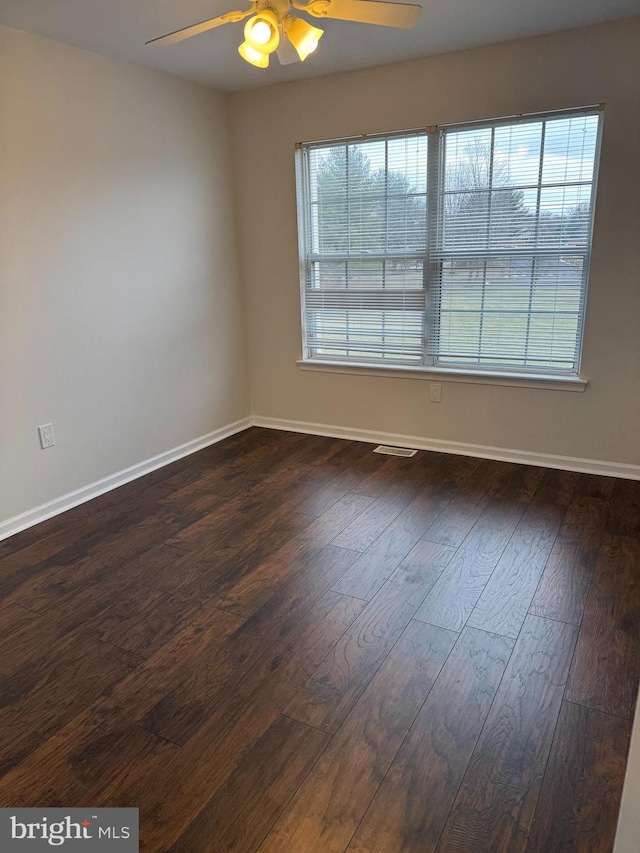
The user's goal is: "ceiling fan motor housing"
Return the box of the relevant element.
[257,0,292,22]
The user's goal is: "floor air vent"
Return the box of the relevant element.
[373,445,418,457]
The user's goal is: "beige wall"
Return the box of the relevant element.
[0,24,249,524]
[614,689,640,852]
[230,19,640,468]
[2,19,639,529]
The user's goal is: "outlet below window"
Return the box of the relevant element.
[429,383,442,403]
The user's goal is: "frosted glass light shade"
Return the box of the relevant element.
[238,40,270,67]
[286,17,324,61]
[244,10,280,54]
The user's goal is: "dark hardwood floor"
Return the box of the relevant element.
[0,427,638,852]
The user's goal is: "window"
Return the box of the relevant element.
[296,107,602,379]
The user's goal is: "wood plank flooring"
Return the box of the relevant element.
[0,427,638,853]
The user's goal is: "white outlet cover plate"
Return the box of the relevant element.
[38,423,55,449]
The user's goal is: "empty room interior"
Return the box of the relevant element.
[1,0,640,850]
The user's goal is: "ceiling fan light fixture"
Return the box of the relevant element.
[285,16,324,61]
[147,0,423,69]
[238,39,270,67]
[244,9,280,54]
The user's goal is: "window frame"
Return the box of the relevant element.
[296,106,603,389]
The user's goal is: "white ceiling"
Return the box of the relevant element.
[0,0,638,92]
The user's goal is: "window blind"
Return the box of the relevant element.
[429,110,601,373]
[297,107,602,376]
[297,131,428,362]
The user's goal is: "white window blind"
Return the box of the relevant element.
[297,131,428,362]
[297,107,602,376]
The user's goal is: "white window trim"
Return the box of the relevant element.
[296,358,587,391]
[296,105,603,387]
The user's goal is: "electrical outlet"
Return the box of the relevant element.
[38,423,56,449]
[429,383,442,403]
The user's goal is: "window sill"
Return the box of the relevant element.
[296,359,588,392]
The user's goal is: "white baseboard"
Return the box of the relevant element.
[0,417,253,542]
[253,415,640,481]
[3,412,638,542]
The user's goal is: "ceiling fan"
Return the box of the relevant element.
[146,0,422,69]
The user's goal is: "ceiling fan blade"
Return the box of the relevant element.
[297,0,421,28]
[146,7,255,46]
